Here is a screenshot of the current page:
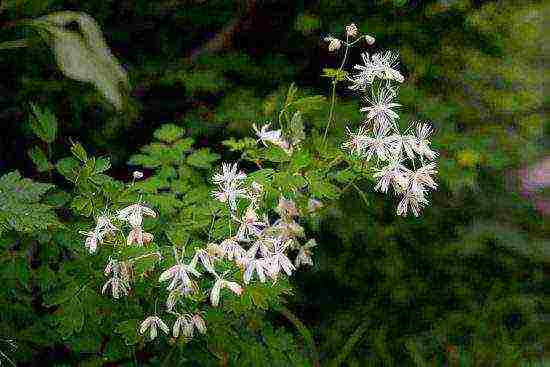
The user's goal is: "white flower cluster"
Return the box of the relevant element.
[342,31,438,217]
[210,162,318,279]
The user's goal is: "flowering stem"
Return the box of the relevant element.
[323,35,351,145]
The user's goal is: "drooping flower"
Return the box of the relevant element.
[117,203,157,227]
[210,273,243,307]
[220,238,247,262]
[406,162,438,196]
[159,248,201,291]
[102,276,130,299]
[413,122,438,160]
[126,226,154,246]
[396,190,429,217]
[324,35,342,51]
[190,249,216,274]
[295,239,317,268]
[243,258,267,284]
[345,23,359,37]
[253,123,283,147]
[139,316,169,340]
[264,240,294,278]
[235,206,268,241]
[79,230,99,254]
[173,313,207,338]
[373,159,410,194]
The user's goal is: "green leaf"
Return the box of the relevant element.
[94,156,111,174]
[187,148,220,169]
[28,103,57,143]
[31,11,129,110]
[154,124,185,143]
[289,111,305,145]
[56,157,81,183]
[70,142,88,162]
[27,146,50,172]
[114,319,140,346]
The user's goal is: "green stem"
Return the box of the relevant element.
[274,304,320,367]
[322,35,351,145]
[329,320,369,367]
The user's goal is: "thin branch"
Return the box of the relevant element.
[329,320,369,367]
[274,304,320,367]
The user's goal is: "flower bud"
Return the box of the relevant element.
[364,35,376,45]
[345,23,358,37]
[133,171,144,179]
[324,36,342,52]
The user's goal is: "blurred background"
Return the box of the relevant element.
[0,0,548,365]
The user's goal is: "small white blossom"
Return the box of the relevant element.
[397,190,429,217]
[295,239,317,268]
[324,35,342,51]
[210,273,243,307]
[220,238,247,262]
[190,249,216,274]
[276,197,299,218]
[373,159,410,194]
[133,171,144,179]
[413,122,438,160]
[117,203,156,227]
[79,231,99,254]
[372,51,404,83]
[362,130,400,162]
[172,314,193,338]
[243,258,267,284]
[102,276,130,299]
[126,226,154,246]
[159,248,201,291]
[235,206,268,241]
[139,316,169,340]
[192,314,207,334]
[361,86,401,134]
[346,23,358,37]
[342,125,369,156]
[307,198,323,213]
[211,181,248,211]
[212,162,247,186]
[253,123,283,147]
[265,240,294,278]
[364,34,376,45]
[406,162,438,195]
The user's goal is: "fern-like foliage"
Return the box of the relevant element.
[0,171,58,235]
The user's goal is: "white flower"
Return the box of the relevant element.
[212,162,247,186]
[347,53,378,91]
[101,276,130,299]
[172,314,193,338]
[372,51,404,83]
[246,237,273,258]
[413,122,438,160]
[307,198,323,213]
[96,215,117,237]
[235,206,268,241]
[396,190,429,217]
[265,240,294,278]
[269,219,305,241]
[324,35,342,51]
[173,313,207,338]
[295,239,317,268]
[342,125,369,156]
[139,316,169,340]
[363,130,400,162]
[364,34,376,45]
[253,123,283,147]
[133,171,144,179]
[406,162,438,195]
[220,238,247,262]
[126,226,154,246]
[346,23,358,37]
[211,181,248,211]
[392,133,418,161]
[360,87,401,134]
[243,258,267,284]
[159,248,201,291]
[373,159,410,194]
[210,273,243,307]
[276,197,299,218]
[190,249,216,274]
[79,230,99,254]
[117,203,157,227]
